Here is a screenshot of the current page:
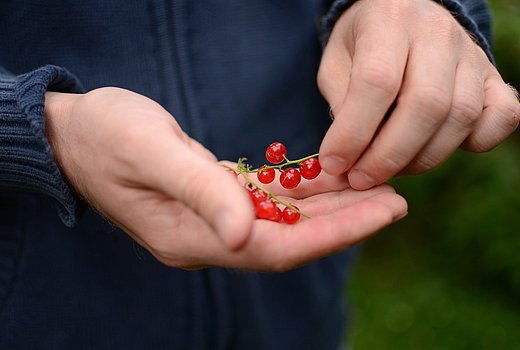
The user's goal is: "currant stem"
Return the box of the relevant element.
[221,164,310,219]
[243,173,310,219]
[241,153,319,173]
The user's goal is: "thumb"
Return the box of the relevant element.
[146,138,255,250]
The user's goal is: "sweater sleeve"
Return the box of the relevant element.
[0,65,85,227]
[320,0,494,63]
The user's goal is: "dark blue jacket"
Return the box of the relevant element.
[0,1,492,349]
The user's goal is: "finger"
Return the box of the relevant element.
[294,183,397,217]
[317,39,352,115]
[462,73,520,152]
[218,192,407,271]
[404,61,484,174]
[257,171,351,199]
[319,20,408,175]
[136,185,405,271]
[348,38,457,189]
[142,137,255,250]
[219,160,352,198]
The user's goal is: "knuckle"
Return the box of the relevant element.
[370,148,407,176]
[426,11,462,42]
[327,122,372,156]
[409,85,451,117]
[514,102,520,130]
[503,92,520,131]
[346,127,372,150]
[463,136,491,153]
[408,153,441,174]
[493,89,520,133]
[449,97,482,130]
[356,60,400,95]
[440,22,461,43]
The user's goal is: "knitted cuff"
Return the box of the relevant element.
[0,65,85,226]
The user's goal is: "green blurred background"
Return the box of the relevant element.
[345,1,520,349]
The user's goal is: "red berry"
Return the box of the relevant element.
[282,206,300,224]
[299,158,321,180]
[265,142,287,164]
[257,165,275,184]
[280,168,301,189]
[255,199,277,220]
[272,206,283,222]
[249,188,268,205]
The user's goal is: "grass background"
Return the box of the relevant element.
[345,1,520,348]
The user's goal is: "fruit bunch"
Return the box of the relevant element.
[227,142,321,224]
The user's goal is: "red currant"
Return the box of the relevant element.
[282,206,300,224]
[257,165,275,184]
[272,206,283,223]
[255,199,277,220]
[280,168,301,189]
[265,142,287,164]
[299,158,321,180]
[249,188,268,205]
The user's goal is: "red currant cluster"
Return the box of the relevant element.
[229,142,321,224]
[258,142,322,189]
[249,188,301,224]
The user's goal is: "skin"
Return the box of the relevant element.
[44,88,407,272]
[43,0,519,271]
[318,0,520,190]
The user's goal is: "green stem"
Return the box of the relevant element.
[241,172,310,219]
[240,153,319,173]
[221,164,310,219]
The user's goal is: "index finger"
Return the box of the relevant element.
[319,18,409,175]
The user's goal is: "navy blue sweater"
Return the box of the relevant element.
[0,1,492,349]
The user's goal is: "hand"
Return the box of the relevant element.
[44,87,407,271]
[318,0,520,190]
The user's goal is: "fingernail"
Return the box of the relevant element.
[349,170,377,190]
[394,211,408,221]
[320,155,347,175]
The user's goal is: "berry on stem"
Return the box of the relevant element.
[255,199,278,220]
[299,157,321,180]
[282,206,300,224]
[265,142,287,164]
[249,188,268,205]
[222,142,320,224]
[272,206,282,222]
[257,165,275,184]
[280,168,301,189]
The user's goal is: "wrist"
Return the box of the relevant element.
[43,91,83,190]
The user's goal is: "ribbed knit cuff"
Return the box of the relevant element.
[0,65,85,227]
[320,0,494,64]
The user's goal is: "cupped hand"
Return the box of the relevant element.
[318,0,520,190]
[44,87,407,271]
